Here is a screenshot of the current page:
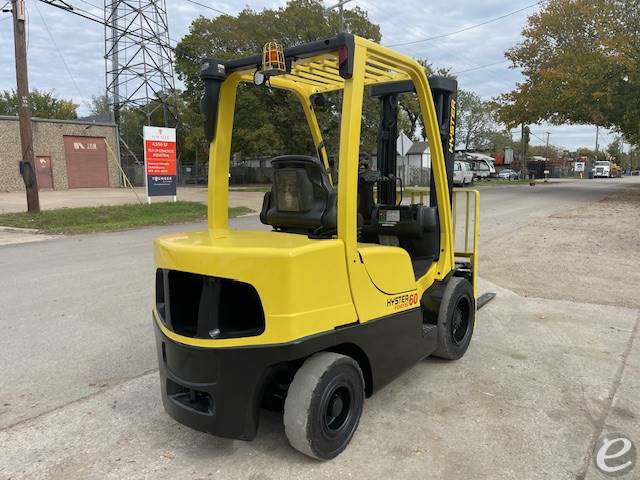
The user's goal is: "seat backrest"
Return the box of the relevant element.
[260,156,336,233]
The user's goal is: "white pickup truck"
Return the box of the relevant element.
[593,161,612,178]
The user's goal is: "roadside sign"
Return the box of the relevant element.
[504,147,514,165]
[575,162,585,172]
[397,131,411,157]
[143,126,177,202]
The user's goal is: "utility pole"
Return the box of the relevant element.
[545,132,551,161]
[520,123,528,180]
[594,125,600,161]
[326,0,353,32]
[12,0,40,212]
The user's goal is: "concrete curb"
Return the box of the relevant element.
[0,226,40,234]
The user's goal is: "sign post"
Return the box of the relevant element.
[575,161,585,179]
[143,126,177,203]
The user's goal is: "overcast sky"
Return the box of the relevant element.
[0,0,616,151]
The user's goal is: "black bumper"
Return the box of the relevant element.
[153,306,433,441]
[154,321,270,440]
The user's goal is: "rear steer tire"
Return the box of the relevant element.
[284,352,364,460]
[433,277,475,360]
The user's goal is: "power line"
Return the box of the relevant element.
[38,0,201,62]
[183,0,228,16]
[387,1,545,48]
[40,2,173,50]
[452,59,512,75]
[33,0,86,100]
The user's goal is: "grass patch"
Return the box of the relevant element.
[0,202,253,234]
[476,179,533,186]
[229,186,271,193]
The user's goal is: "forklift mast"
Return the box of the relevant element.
[370,76,458,207]
[373,90,400,205]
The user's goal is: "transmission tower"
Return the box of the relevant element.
[104,0,178,165]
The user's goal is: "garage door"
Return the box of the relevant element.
[63,136,109,188]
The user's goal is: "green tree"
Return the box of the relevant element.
[576,147,607,163]
[606,136,635,170]
[0,89,78,119]
[497,0,640,146]
[397,60,453,141]
[606,136,623,161]
[174,0,382,160]
[456,90,501,150]
[89,94,111,115]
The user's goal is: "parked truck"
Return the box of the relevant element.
[593,161,612,178]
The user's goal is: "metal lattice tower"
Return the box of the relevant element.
[104,0,177,136]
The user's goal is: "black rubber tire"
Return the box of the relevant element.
[283,352,364,460]
[433,277,475,360]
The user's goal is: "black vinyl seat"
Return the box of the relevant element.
[260,156,337,235]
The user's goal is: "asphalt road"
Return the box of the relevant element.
[1,178,638,479]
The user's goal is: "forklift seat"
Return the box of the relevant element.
[260,156,337,234]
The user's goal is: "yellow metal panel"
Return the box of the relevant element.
[154,229,358,347]
[297,64,344,82]
[207,73,241,231]
[336,40,420,321]
[291,69,335,85]
[358,244,416,294]
[336,44,366,258]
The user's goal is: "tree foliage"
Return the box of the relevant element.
[455,90,502,150]
[497,0,640,145]
[398,60,453,141]
[0,89,78,119]
[89,94,111,116]
[174,0,381,160]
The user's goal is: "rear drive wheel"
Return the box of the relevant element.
[284,352,364,460]
[433,278,475,360]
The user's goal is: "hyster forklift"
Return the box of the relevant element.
[153,34,481,460]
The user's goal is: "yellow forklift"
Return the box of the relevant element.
[153,34,482,460]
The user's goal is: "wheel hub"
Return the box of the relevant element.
[329,394,344,418]
[324,386,351,432]
[451,300,470,345]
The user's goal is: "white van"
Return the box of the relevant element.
[453,161,474,185]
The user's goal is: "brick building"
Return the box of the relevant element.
[0,116,121,191]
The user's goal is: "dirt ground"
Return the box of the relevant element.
[482,182,640,309]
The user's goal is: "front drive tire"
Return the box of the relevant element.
[433,278,475,360]
[284,352,364,460]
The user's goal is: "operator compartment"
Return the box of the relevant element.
[154,229,357,345]
[360,204,440,280]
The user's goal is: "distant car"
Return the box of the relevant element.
[497,169,520,180]
[453,161,474,185]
